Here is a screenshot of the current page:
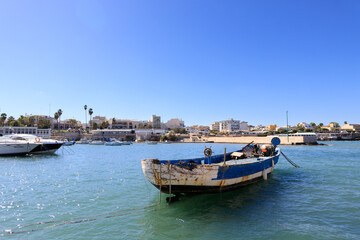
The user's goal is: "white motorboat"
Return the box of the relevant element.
[76,140,89,144]
[0,137,39,156]
[89,140,104,145]
[8,134,63,154]
[105,141,123,146]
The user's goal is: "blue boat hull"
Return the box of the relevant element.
[142,150,280,194]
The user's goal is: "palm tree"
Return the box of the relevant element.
[88,108,93,130]
[57,109,63,130]
[54,112,59,130]
[84,105,88,131]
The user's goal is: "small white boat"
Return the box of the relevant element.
[89,141,104,145]
[105,141,123,146]
[76,140,89,144]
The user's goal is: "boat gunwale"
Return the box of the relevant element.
[142,149,280,166]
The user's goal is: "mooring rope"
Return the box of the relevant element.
[281,151,300,168]
[0,163,169,236]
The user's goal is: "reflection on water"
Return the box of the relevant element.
[0,142,359,240]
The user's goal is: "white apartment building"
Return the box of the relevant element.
[210,119,248,132]
[210,122,220,131]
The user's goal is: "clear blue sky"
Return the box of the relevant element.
[1,0,359,127]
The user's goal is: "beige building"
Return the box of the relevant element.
[165,118,185,129]
[109,119,135,129]
[341,123,360,132]
[92,116,107,125]
[150,115,161,129]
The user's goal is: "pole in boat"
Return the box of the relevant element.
[223,148,226,165]
[286,110,289,143]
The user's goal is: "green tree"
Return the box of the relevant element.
[18,115,28,126]
[7,116,15,124]
[100,121,109,129]
[10,120,19,127]
[69,119,78,129]
[180,128,187,134]
[38,117,51,129]
[344,121,348,125]
[0,113,7,126]
[167,133,177,141]
[296,123,305,132]
[91,121,97,130]
[28,116,35,127]
[310,122,316,127]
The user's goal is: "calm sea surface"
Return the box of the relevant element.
[1,142,359,239]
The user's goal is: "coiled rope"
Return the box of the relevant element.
[0,163,172,236]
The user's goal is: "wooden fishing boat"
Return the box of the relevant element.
[141,138,281,196]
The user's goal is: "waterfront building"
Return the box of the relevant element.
[341,123,360,132]
[135,129,165,141]
[165,118,185,129]
[150,115,161,129]
[0,127,51,138]
[90,129,135,141]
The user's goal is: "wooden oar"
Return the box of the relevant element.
[281,151,300,168]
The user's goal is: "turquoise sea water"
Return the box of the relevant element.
[1,142,359,239]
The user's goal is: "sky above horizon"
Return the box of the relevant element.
[1,0,360,127]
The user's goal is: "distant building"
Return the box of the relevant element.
[210,122,220,131]
[90,129,135,141]
[109,119,135,129]
[341,123,360,132]
[210,119,248,132]
[133,120,152,129]
[0,127,51,137]
[150,115,161,129]
[298,122,314,129]
[186,125,210,134]
[165,118,185,129]
[92,116,107,125]
[135,129,165,141]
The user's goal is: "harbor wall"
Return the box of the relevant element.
[185,135,317,145]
